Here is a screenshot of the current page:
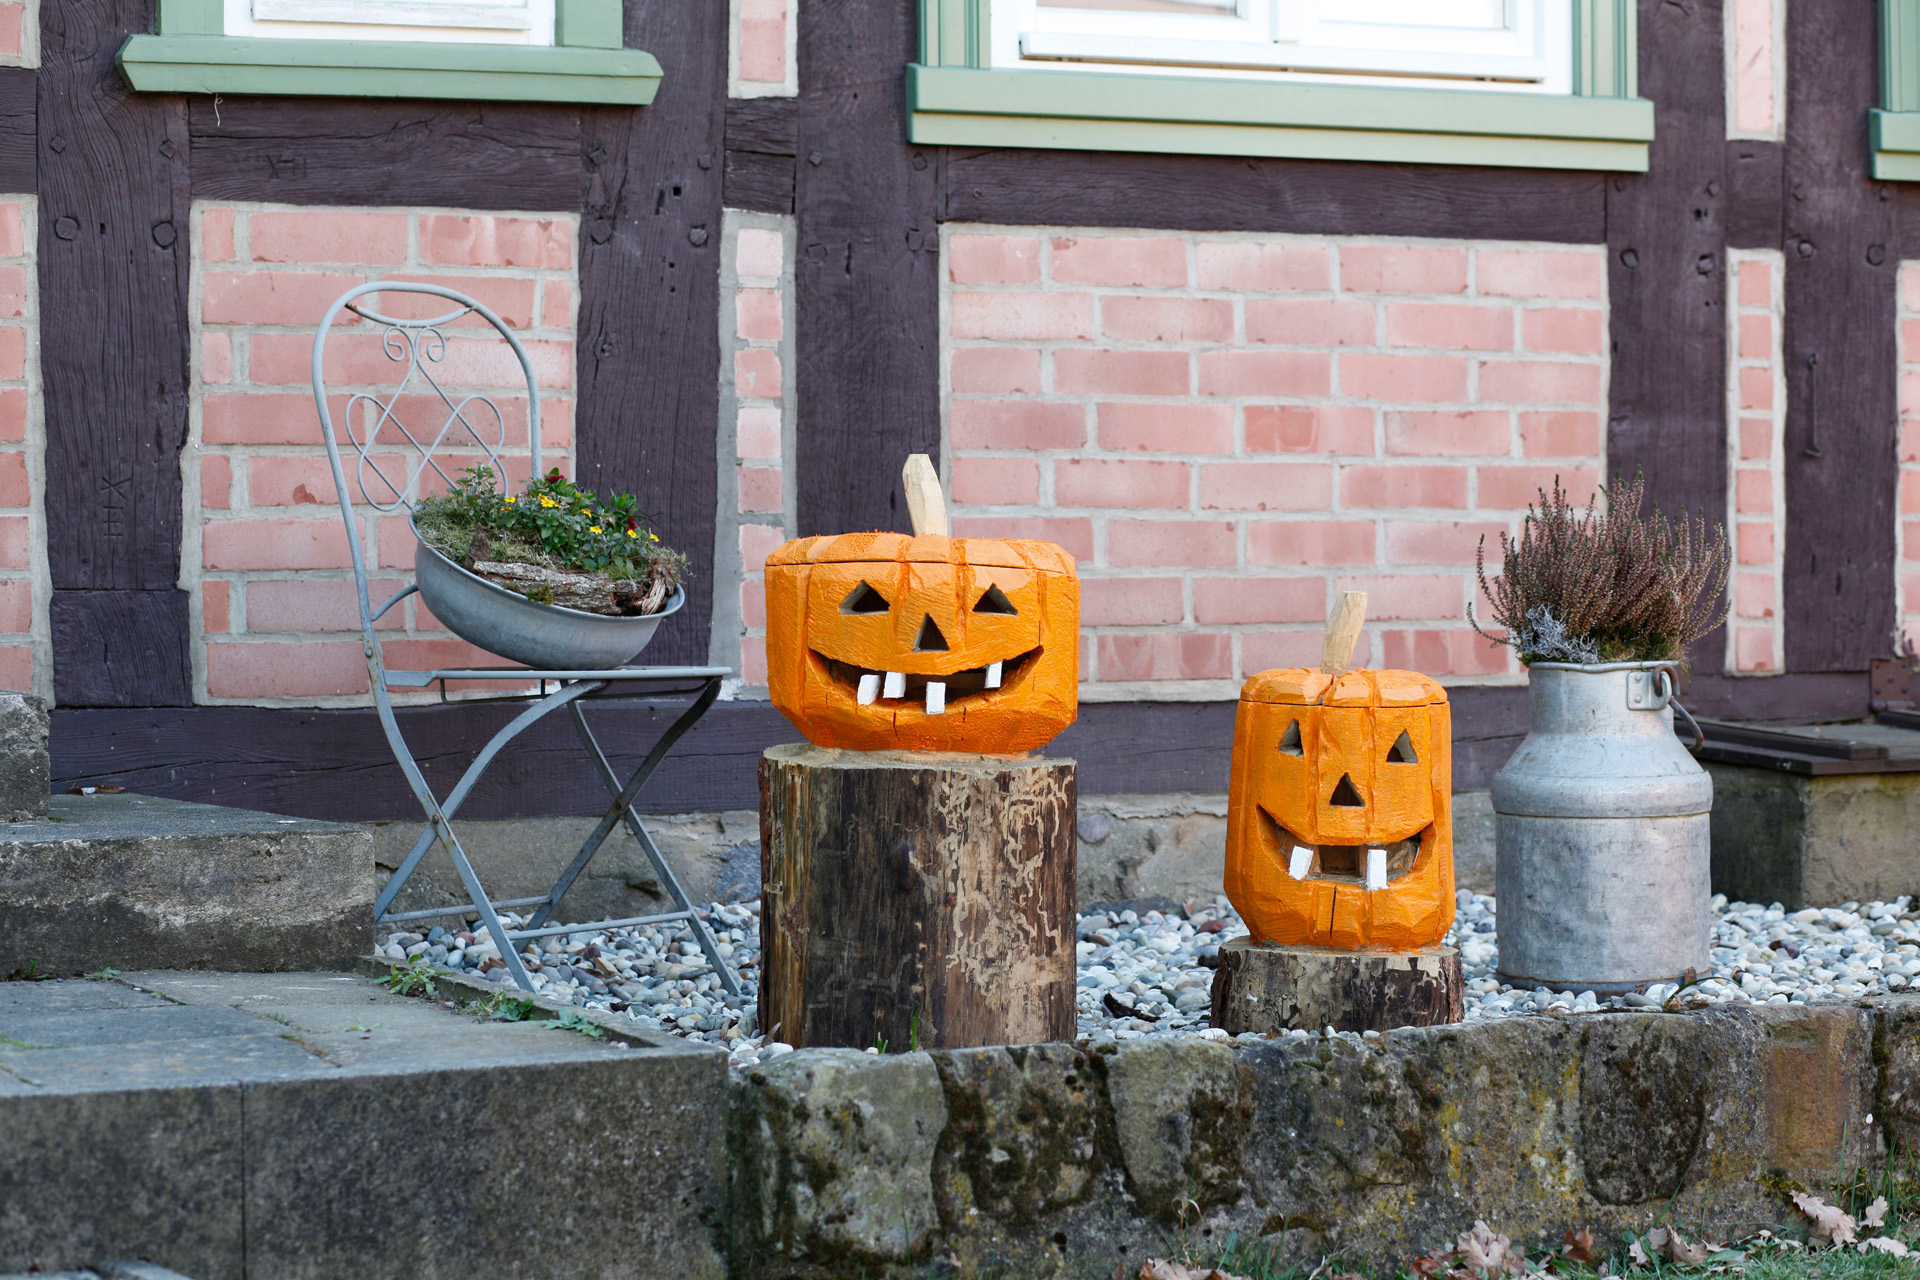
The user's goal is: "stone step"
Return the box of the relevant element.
[0,692,47,822]
[0,793,373,977]
[0,970,727,1280]
[1,1263,195,1280]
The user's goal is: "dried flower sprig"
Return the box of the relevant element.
[1471,473,1730,666]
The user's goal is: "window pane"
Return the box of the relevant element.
[1038,0,1238,14]
[1329,0,1507,29]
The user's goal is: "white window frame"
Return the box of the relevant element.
[226,0,559,46]
[998,0,1573,94]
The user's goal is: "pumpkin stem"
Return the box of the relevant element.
[1322,591,1368,675]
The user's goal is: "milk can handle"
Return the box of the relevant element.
[1666,675,1706,755]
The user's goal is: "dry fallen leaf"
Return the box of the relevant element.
[1861,1195,1890,1229]
[1660,1229,1710,1265]
[1137,1261,1251,1280]
[1627,1239,1650,1267]
[1861,1236,1911,1257]
[1562,1228,1599,1266]
[1790,1190,1859,1246]
[1455,1221,1526,1276]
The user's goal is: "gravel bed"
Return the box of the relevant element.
[375,889,1920,1069]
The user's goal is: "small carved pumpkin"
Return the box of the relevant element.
[764,531,1080,752]
[1223,666,1454,951]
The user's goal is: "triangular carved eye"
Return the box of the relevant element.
[914,615,949,652]
[1277,719,1303,757]
[973,585,1017,615]
[840,582,889,614]
[1329,773,1365,808]
[1387,730,1418,764]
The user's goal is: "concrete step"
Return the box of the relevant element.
[0,971,727,1280]
[0,793,373,977]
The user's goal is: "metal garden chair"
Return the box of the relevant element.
[312,280,740,996]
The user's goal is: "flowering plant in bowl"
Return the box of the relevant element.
[413,465,686,617]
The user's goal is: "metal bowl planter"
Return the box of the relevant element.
[411,523,682,670]
[1490,661,1713,995]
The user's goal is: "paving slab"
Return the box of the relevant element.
[0,793,373,977]
[0,972,727,1280]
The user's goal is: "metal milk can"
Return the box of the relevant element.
[1491,661,1713,993]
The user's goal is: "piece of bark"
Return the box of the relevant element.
[758,743,1077,1049]
[471,560,668,616]
[1209,935,1462,1034]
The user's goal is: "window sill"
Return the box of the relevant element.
[1871,109,1920,180]
[906,64,1653,172]
[117,35,662,105]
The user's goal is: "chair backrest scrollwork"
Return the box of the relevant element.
[311,281,544,639]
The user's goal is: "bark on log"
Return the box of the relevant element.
[470,560,668,616]
[1209,935,1463,1034]
[758,743,1076,1050]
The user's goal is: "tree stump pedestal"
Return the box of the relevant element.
[1209,935,1463,1034]
[758,743,1077,1050]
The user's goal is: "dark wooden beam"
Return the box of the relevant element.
[1604,0,1731,666]
[792,0,941,537]
[189,98,582,211]
[1725,139,1783,250]
[39,0,194,704]
[573,0,728,666]
[945,150,1607,243]
[1781,0,1899,670]
[724,96,796,215]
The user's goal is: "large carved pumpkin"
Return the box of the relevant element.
[1224,667,1454,952]
[764,531,1079,752]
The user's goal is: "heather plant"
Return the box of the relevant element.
[1472,473,1729,666]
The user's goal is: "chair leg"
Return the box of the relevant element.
[438,820,537,991]
[554,683,744,998]
[372,680,603,921]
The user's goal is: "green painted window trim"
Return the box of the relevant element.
[1876,1,1920,178]
[119,0,657,105]
[910,0,1651,172]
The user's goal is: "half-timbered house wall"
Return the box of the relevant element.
[5,0,1913,822]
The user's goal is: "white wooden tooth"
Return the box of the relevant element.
[1366,848,1388,891]
[925,681,946,715]
[985,660,1002,688]
[857,673,879,705]
[1288,846,1313,880]
[882,671,905,699]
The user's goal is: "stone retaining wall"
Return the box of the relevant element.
[723,996,1920,1277]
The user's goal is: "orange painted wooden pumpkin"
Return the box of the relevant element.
[1223,666,1454,952]
[764,531,1080,752]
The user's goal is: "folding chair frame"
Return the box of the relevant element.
[312,281,740,997]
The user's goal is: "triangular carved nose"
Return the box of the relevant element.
[1329,773,1365,807]
[913,615,948,652]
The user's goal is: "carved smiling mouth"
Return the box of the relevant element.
[1259,808,1426,890]
[813,648,1040,715]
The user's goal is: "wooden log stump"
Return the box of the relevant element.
[758,743,1076,1050]
[1209,935,1463,1034]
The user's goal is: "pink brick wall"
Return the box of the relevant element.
[1727,249,1785,674]
[1899,262,1920,654]
[731,0,793,97]
[723,217,792,686]
[189,203,577,705]
[0,2,31,64]
[0,197,35,695]
[1728,0,1782,140]
[943,226,1611,691]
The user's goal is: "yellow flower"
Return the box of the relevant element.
[539,495,558,508]
[589,526,602,534]
[648,532,658,542]
[504,495,516,504]
[627,529,639,539]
